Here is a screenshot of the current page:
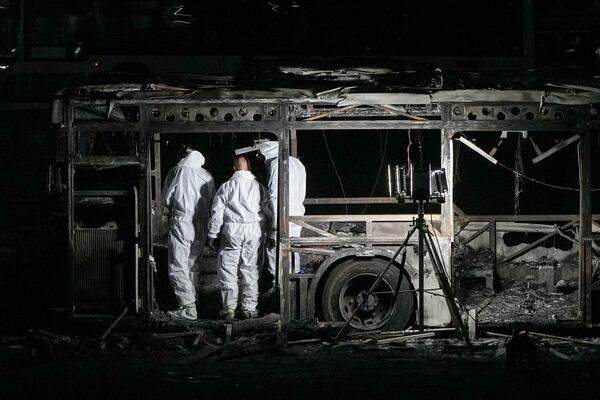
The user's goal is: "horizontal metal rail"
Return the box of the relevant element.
[290,214,440,222]
[287,237,419,246]
[304,197,399,205]
[462,214,600,222]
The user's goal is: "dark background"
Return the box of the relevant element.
[0,0,599,330]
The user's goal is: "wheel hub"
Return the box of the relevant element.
[338,272,395,330]
[355,290,379,312]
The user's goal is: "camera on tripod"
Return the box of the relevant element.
[387,163,448,203]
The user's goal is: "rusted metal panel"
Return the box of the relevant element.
[73,229,125,312]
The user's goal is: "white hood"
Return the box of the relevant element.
[178,150,206,168]
[259,141,279,160]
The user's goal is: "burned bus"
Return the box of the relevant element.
[46,68,599,331]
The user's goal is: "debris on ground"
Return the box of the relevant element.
[460,282,579,324]
[4,317,600,368]
[174,313,283,364]
[456,250,580,324]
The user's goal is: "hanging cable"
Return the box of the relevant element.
[495,162,600,192]
[417,130,424,170]
[406,129,412,166]
[322,130,348,214]
[578,140,583,192]
[361,130,389,214]
[454,140,461,184]
[514,135,524,214]
[461,134,600,192]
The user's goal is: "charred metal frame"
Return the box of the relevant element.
[52,88,598,327]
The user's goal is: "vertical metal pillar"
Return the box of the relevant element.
[489,217,497,292]
[137,105,151,322]
[440,121,454,237]
[578,129,592,326]
[66,101,75,318]
[277,119,292,322]
[151,133,163,205]
[147,127,160,324]
[290,128,298,158]
[489,217,497,265]
[440,106,455,295]
[418,212,425,329]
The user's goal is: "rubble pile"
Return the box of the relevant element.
[453,243,494,271]
[462,282,579,324]
[332,222,366,237]
[455,248,582,325]
[508,256,558,270]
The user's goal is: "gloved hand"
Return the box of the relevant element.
[207,237,219,251]
[265,237,275,249]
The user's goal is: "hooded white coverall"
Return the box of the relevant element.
[208,170,274,312]
[162,150,215,307]
[259,141,307,276]
[208,170,275,311]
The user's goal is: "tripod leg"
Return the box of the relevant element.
[423,230,472,347]
[392,250,408,302]
[334,224,418,339]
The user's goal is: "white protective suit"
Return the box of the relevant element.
[208,170,274,312]
[162,150,215,307]
[259,140,307,276]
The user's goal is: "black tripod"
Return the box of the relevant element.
[335,200,472,346]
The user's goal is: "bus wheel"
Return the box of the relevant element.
[321,258,415,331]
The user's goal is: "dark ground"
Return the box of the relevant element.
[2,340,599,400]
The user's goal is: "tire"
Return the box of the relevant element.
[321,258,415,331]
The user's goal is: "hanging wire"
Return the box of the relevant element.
[578,140,582,190]
[454,140,461,184]
[514,135,524,214]
[322,130,348,215]
[361,130,389,214]
[406,129,412,166]
[461,134,600,192]
[496,162,600,192]
[417,130,424,170]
